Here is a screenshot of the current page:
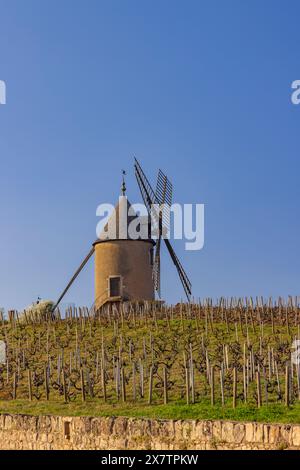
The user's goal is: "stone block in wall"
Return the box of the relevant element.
[268,425,280,445]
[279,425,292,446]
[291,426,300,447]
[212,420,222,441]
[37,415,52,433]
[233,423,245,444]
[97,416,114,436]
[253,423,264,443]
[113,417,128,436]
[221,421,235,443]
[151,419,175,449]
[3,414,13,430]
[90,417,102,436]
[199,420,213,441]
[245,422,254,442]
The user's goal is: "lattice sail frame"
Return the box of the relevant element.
[134,158,192,301]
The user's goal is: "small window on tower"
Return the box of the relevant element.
[109,276,121,297]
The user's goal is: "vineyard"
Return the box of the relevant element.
[0,297,300,422]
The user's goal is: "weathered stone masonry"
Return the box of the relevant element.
[0,414,300,450]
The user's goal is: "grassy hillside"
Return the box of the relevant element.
[0,300,299,423]
[1,400,300,424]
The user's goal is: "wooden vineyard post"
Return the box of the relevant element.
[189,344,195,404]
[262,365,268,405]
[57,355,61,386]
[256,371,262,408]
[235,322,239,342]
[44,366,49,401]
[251,350,255,382]
[180,303,185,333]
[101,361,107,402]
[243,343,247,403]
[185,367,190,405]
[27,369,32,401]
[128,340,132,363]
[249,306,255,334]
[143,339,147,362]
[121,367,126,402]
[286,307,290,337]
[115,359,120,401]
[86,369,94,399]
[285,364,290,407]
[224,309,229,334]
[210,366,215,406]
[225,346,229,372]
[243,363,247,403]
[62,369,68,403]
[271,309,275,335]
[13,372,17,400]
[238,308,243,337]
[132,363,136,401]
[275,361,281,397]
[220,368,225,406]
[69,350,73,375]
[297,365,300,401]
[268,347,272,381]
[233,367,237,409]
[190,365,195,405]
[205,350,211,384]
[139,359,144,398]
[163,366,168,405]
[148,366,154,405]
[80,368,86,402]
[6,357,9,385]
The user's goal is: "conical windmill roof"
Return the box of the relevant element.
[95,196,154,243]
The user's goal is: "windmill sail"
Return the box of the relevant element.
[164,239,192,301]
[52,247,95,312]
[134,158,157,214]
[153,234,161,297]
[155,169,172,233]
[153,169,173,297]
[134,158,192,301]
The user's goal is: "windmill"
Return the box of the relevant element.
[51,159,192,313]
[134,158,192,301]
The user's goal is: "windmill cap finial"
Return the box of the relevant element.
[121,170,126,195]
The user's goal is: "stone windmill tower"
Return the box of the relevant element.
[93,176,155,308]
[52,161,191,312]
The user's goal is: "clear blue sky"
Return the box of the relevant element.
[0,0,299,311]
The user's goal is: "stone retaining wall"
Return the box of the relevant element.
[0,414,300,450]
